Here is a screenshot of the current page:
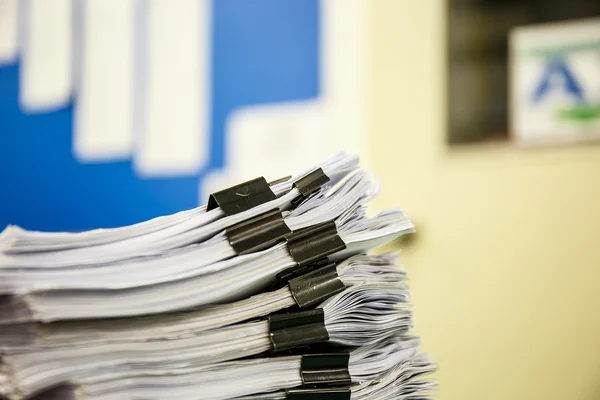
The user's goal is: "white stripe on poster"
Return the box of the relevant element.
[73,0,135,161]
[134,0,210,177]
[20,0,72,111]
[0,0,19,64]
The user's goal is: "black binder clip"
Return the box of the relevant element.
[207,177,277,215]
[286,221,346,267]
[288,263,346,308]
[291,168,330,208]
[268,309,329,352]
[226,208,291,255]
[286,388,351,400]
[300,353,351,387]
[276,258,330,285]
[273,341,345,357]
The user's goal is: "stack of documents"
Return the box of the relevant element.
[0,154,436,399]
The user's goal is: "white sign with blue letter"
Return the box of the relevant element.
[510,18,600,145]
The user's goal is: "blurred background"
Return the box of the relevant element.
[1,0,600,398]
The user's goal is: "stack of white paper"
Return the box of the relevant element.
[0,154,436,399]
[0,253,406,348]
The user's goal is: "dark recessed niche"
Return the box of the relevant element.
[447,0,600,145]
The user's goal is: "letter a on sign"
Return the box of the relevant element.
[532,58,585,103]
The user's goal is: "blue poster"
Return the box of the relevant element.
[0,0,319,231]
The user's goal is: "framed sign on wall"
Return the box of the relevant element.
[447,0,600,145]
[510,18,600,146]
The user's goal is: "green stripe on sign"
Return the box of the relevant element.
[556,105,600,122]
[520,40,600,58]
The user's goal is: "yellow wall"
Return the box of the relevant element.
[367,1,600,399]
